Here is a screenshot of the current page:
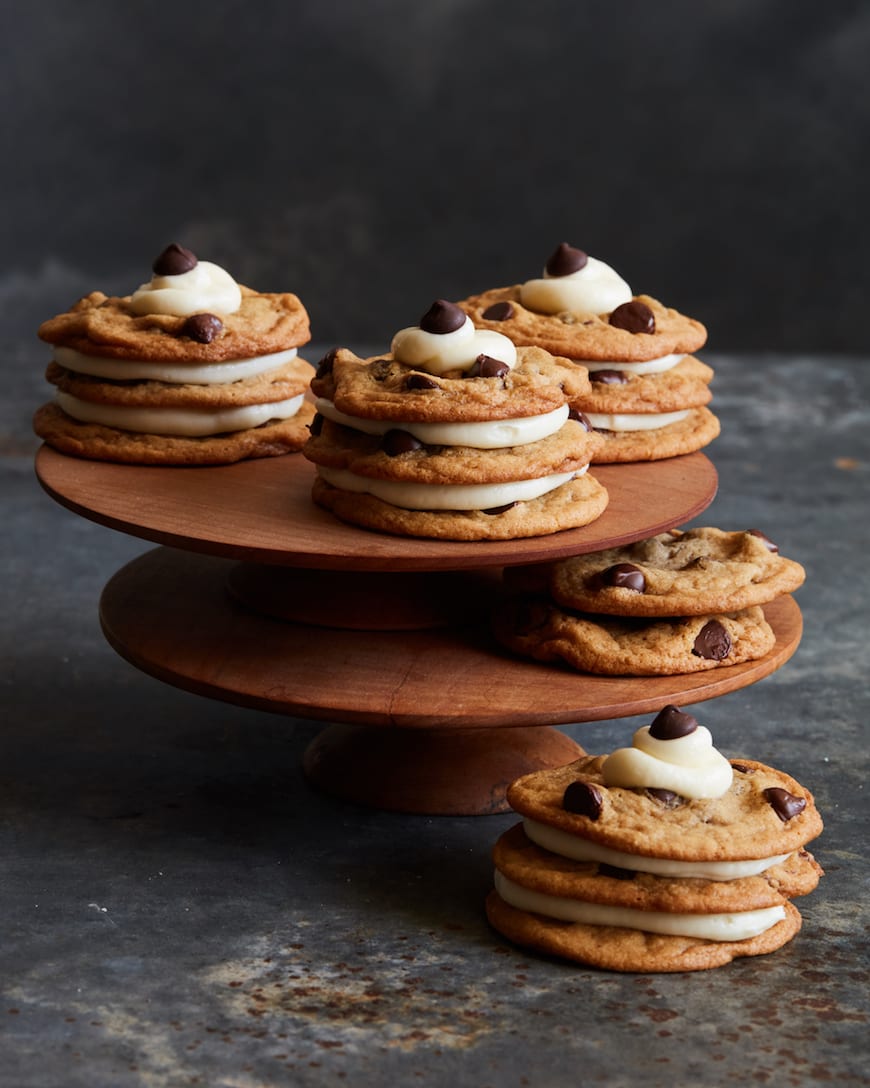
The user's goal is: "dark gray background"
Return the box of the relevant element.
[3,0,868,360]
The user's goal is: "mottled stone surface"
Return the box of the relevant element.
[2,350,868,1085]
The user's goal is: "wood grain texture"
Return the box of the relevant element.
[99,548,802,730]
[36,445,718,571]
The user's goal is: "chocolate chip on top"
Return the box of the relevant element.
[603,562,646,592]
[315,348,340,379]
[405,372,440,391]
[152,242,198,276]
[569,408,593,431]
[468,354,510,379]
[419,299,466,334]
[649,704,698,740]
[562,780,603,820]
[609,300,656,334]
[482,300,515,321]
[748,529,779,553]
[545,242,588,277]
[181,313,223,343]
[692,619,732,660]
[764,787,807,822]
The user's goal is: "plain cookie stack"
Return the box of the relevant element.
[303,299,609,540]
[34,243,315,464]
[460,243,719,462]
[486,705,824,972]
[494,527,806,676]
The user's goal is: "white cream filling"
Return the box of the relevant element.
[523,819,791,882]
[315,398,569,450]
[494,871,785,941]
[581,354,684,375]
[520,255,633,316]
[603,725,734,800]
[55,391,304,437]
[53,346,299,385]
[391,316,517,376]
[129,260,242,316]
[585,409,690,432]
[317,466,582,511]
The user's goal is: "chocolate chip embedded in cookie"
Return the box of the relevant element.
[493,596,775,676]
[548,527,806,616]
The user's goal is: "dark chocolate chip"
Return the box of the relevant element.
[730,761,755,774]
[545,243,588,277]
[419,299,466,335]
[308,413,324,436]
[152,243,197,276]
[590,369,629,385]
[602,562,646,593]
[609,300,656,334]
[562,780,603,820]
[181,312,223,343]
[468,354,510,379]
[405,372,440,390]
[649,705,698,740]
[482,502,518,515]
[763,787,807,822]
[692,620,733,660]
[748,529,779,553]
[382,429,423,456]
[482,301,514,321]
[647,788,682,806]
[598,863,635,880]
[568,408,593,431]
[315,348,340,379]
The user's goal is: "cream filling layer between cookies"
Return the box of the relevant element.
[523,819,791,881]
[54,346,299,385]
[391,316,517,376]
[54,391,305,437]
[316,466,584,511]
[129,261,242,316]
[580,354,684,375]
[315,398,570,449]
[585,409,690,432]
[520,256,633,316]
[494,871,785,941]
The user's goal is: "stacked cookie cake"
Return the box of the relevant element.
[34,243,315,464]
[303,299,608,540]
[460,243,719,462]
[486,705,824,972]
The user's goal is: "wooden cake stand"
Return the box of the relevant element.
[35,446,802,814]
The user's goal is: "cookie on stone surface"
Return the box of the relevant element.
[34,243,314,464]
[459,244,718,462]
[548,527,806,616]
[486,706,824,972]
[304,299,609,540]
[493,596,775,676]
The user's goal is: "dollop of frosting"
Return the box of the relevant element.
[129,248,242,316]
[519,251,633,316]
[602,707,733,799]
[391,300,517,376]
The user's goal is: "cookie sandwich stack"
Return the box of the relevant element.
[495,527,805,675]
[460,243,718,462]
[486,704,824,972]
[34,243,315,464]
[303,299,608,540]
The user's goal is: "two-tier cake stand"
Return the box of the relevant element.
[35,447,802,815]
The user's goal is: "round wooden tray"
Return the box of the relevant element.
[38,445,799,814]
[35,445,718,570]
[98,547,803,813]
